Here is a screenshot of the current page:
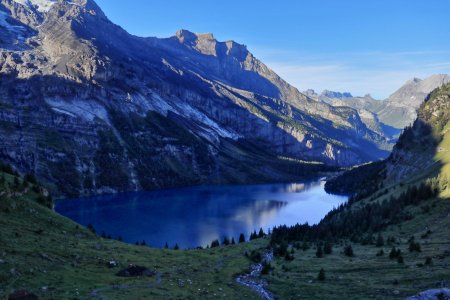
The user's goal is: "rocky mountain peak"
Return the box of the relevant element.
[174,29,248,59]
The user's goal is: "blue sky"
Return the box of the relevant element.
[95,0,450,99]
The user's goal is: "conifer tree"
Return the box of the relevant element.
[316,245,324,258]
[239,233,246,243]
[318,268,325,281]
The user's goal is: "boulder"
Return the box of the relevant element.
[116,265,155,277]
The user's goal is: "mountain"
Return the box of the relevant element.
[316,74,450,133]
[308,90,395,138]
[326,82,450,196]
[378,74,450,128]
[2,85,449,299]
[0,0,392,196]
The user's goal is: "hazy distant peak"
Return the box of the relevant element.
[321,90,353,99]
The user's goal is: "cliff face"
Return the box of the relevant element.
[0,0,391,196]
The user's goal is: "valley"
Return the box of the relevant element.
[0,0,450,299]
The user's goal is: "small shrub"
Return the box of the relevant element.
[344,245,354,257]
[318,268,325,281]
[316,245,324,258]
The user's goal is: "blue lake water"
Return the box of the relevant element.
[56,179,347,249]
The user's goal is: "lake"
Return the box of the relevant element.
[55,179,347,249]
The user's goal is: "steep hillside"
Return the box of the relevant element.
[0,169,268,299]
[0,0,390,196]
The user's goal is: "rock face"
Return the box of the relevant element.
[0,0,392,196]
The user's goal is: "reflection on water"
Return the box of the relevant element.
[56,180,347,249]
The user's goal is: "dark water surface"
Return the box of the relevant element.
[56,180,347,248]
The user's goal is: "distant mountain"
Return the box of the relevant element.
[314,74,450,133]
[326,82,450,195]
[0,0,391,196]
[378,74,450,128]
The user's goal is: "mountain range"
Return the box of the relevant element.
[0,0,446,197]
[306,74,450,135]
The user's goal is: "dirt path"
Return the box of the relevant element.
[236,251,275,300]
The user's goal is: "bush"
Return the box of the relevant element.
[249,250,262,263]
[261,262,272,275]
[318,268,325,281]
[324,242,332,254]
[316,245,324,258]
[409,241,421,252]
[285,252,294,261]
[344,245,354,257]
[211,239,220,248]
[376,234,384,247]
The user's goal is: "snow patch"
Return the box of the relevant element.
[46,98,109,123]
[13,0,58,13]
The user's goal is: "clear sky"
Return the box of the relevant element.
[95,0,450,99]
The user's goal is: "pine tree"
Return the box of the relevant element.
[174,243,179,250]
[258,228,265,238]
[376,234,384,247]
[239,233,246,243]
[344,245,354,257]
[164,242,169,249]
[318,268,325,281]
[316,245,324,258]
[231,237,236,245]
[223,237,230,246]
[389,247,397,259]
[324,242,332,254]
[301,241,310,251]
[211,239,220,248]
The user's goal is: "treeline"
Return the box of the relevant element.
[271,180,439,245]
[324,161,386,196]
[0,162,53,208]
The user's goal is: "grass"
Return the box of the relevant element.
[265,197,450,299]
[0,173,267,299]
[1,150,449,300]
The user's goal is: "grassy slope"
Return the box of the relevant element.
[1,169,449,300]
[0,173,268,299]
[265,197,450,299]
